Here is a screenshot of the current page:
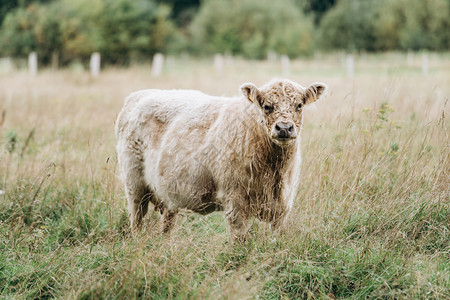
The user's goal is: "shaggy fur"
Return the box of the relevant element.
[115,79,327,240]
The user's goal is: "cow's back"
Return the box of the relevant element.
[116,89,211,133]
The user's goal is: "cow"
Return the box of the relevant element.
[115,79,327,241]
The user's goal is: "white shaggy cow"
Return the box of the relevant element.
[115,79,326,241]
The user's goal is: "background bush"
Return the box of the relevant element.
[317,0,381,52]
[0,0,178,65]
[374,0,450,51]
[189,0,314,59]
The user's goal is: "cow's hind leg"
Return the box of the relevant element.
[118,142,152,231]
[162,208,178,234]
[124,176,152,231]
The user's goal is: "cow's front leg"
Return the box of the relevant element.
[270,203,291,236]
[270,214,288,234]
[225,200,251,243]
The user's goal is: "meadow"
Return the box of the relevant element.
[0,53,449,299]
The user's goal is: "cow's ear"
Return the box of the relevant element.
[304,82,327,105]
[241,83,262,105]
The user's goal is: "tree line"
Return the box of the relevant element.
[0,0,448,66]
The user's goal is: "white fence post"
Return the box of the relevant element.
[281,55,290,76]
[422,53,428,75]
[346,54,354,78]
[28,52,37,76]
[214,53,224,76]
[152,53,164,77]
[90,52,101,77]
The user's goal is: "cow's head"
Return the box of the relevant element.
[241,79,327,147]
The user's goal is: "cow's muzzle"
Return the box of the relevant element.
[272,122,297,145]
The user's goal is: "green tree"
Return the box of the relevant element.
[0,0,53,25]
[98,0,178,64]
[0,5,40,59]
[318,0,382,52]
[396,0,450,50]
[52,0,102,64]
[190,0,314,59]
[157,0,200,26]
[319,0,450,52]
[300,0,336,25]
[0,0,179,65]
[0,0,101,64]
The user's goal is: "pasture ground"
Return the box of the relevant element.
[0,53,449,299]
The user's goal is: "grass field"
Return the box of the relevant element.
[0,53,449,299]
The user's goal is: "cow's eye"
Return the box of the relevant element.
[264,104,274,114]
[296,103,303,111]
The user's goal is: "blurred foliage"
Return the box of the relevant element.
[97,0,177,64]
[299,0,336,25]
[318,0,380,51]
[0,0,448,65]
[157,0,200,26]
[0,0,53,26]
[190,0,314,59]
[374,0,450,51]
[0,0,178,65]
[319,0,450,52]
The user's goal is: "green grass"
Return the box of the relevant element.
[0,53,449,299]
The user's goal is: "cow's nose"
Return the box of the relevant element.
[275,122,294,138]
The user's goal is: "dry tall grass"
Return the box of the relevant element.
[0,53,449,299]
